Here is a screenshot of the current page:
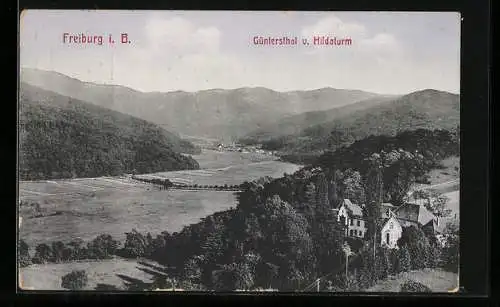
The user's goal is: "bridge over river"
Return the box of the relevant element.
[131,176,243,192]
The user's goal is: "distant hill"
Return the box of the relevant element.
[240,95,399,143]
[19,83,200,180]
[20,68,382,141]
[244,89,459,157]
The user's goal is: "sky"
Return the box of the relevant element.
[20,10,461,95]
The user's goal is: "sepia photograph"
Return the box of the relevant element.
[18,10,460,292]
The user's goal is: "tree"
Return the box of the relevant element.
[397,246,412,273]
[258,195,317,289]
[397,226,434,270]
[342,242,353,287]
[51,241,66,263]
[256,262,279,289]
[211,262,254,291]
[315,173,330,210]
[363,153,384,262]
[339,169,366,204]
[379,247,392,280]
[33,243,53,264]
[66,239,85,260]
[441,222,459,273]
[61,270,88,290]
[18,239,31,267]
[87,234,119,259]
[244,213,263,247]
[327,171,339,208]
[183,256,203,286]
[123,230,147,258]
[304,182,317,218]
[381,149,422,206]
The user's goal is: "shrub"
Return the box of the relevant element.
[441,224,459,273]
[400,280,432,292]
[61,270,88,290]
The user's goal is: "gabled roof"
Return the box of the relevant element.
[423,219,439,233]
[382,215,402,230]
[380,203,395,218]
[395,202,436,225]
[423,217,449,234]
[340,199,364,217]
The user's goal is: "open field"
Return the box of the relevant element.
[366,269,459,292]
[19,178,237,247]
[138,160,301,186]
[192,149,279,169]
[427,156,460,186]
[19,257,157,290]
[19,150,301,247]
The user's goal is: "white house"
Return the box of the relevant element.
[380,214,403,249]
[335,199,367,239]
[334,198,439,249]
[380,201,439,249]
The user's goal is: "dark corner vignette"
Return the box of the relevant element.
[13,0,491,306]
[459,0,490,297]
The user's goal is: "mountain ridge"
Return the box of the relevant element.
[21,67,389,95]
[20,68,388,141]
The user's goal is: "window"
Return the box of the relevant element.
[350,219,354,226]
[357,220,360,226]
[386,232,390,244]
[390,222,394,230]
[359,231,363,237]
[349,230,353,236]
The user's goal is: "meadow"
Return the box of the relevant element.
[19,150,302,247]
[366,268,459,292]
[19,257,157,290]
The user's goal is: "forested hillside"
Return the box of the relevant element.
[244,89,459,158]
[19,83,200,180]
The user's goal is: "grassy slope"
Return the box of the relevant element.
[19,83,200,180]
[366,269,459,292]
[19,257,156,290]
[426,156,460,186]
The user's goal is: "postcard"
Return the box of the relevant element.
[18,10,460,292]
